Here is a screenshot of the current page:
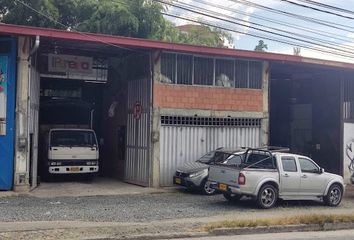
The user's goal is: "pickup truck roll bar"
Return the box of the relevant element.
[242,146,289,169]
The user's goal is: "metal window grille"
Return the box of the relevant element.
[160,52,263,89]
[177,54,193,85]
[161,52,176,84]
[161,116,262,127]
[235,60,249,88]
[215,59,234,87]
[343,78,354,120]
[193,57,214,86]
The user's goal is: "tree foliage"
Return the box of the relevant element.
[0,0,232,47]
[254,40,268,52]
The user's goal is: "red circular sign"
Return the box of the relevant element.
[133,101,143,120]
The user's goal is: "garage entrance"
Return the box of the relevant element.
[270,62,341,174]
[28,38,152,188]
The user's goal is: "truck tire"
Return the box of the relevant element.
[201,179,216,195]
[223,192,242,202]
[257,184,278,209]
[324,183,343,207]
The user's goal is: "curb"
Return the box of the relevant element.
[90,222,354,240]
[209,221,354,236]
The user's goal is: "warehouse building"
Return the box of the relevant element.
[0,24,353,191]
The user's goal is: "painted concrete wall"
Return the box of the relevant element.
[14,36,30,191]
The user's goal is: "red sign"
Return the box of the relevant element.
[133,102,143,120]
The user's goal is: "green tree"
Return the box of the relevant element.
[254,40,268,52]
[0,0,233,47]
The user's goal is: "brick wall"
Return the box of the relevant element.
[153,83,263,112]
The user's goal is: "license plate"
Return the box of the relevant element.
[219,183,227,191]
[70,167,80,172]
[175,177,181,184]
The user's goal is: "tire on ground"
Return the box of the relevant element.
[256,184,278,209]
[324,183,343,207]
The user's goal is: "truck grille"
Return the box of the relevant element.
[49,160,98,166]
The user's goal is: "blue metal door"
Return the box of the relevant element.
[0,38,16,190]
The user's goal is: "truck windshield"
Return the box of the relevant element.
[50,130,97,147]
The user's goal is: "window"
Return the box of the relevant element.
[281,157,297,172]
[215,59,234,87]
[176,54,192,85]
[224,154,244,166]
[160,52,263,89]
[194,57,213,85]
[299,158,319,173]
[235,60,248,88]
[160,53,176,83]
[249,61,263,89]
[244,152,276,169]
[50,130,97,147]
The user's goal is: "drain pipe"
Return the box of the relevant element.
[27,36,40,186]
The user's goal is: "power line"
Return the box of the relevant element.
[176,0,354,53]
[278,0,354,19]
[231,0,354,32]
[164,11,354,60]
[13,0,137,52]
[296,0,354,16]
[158,0,354,57]
[191,0,354,43]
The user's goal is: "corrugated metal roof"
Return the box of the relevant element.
[1,23,354,70]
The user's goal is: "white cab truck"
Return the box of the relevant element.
[43,128,99,178]
[209,147,345,209]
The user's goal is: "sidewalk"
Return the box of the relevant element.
[0,178,177,198]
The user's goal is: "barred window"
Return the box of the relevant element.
[161,116,262,127]
[160,51,263,89]
[177,54,192,85]
[249,61,263,89]
[215,59,234,87]
[194,57,214,86]
[235,60,249,88]
[161,52,176,84]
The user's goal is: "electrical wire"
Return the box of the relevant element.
[231,0,354,32]
[172,0,354,53]
[191,0,354,43]
[278,0,354,19]
[157,0,354,57]
[164,11,354,60]
[296,0,354,16]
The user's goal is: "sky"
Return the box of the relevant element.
[165,0,354,63]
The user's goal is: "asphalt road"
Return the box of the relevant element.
[175,229,354,240]
[1,189,354,222]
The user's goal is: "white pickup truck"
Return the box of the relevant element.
[209,148,344,209]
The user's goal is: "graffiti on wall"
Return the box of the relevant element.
[343,123,354,182]
[346,139,354,172]
[0,56,8,135]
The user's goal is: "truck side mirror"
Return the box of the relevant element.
[320,168,325,174]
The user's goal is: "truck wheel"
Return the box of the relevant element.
[257,184,278,209]
[223,192,242,202]
[324,184,343,206]
[201,179,216,195]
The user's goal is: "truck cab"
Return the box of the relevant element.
[44,128,99,178]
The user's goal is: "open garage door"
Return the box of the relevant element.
[125,78,151,186]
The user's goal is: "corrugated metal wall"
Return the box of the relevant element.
[125,78,151,186]
[159,125,261,186]
[29,59,40,189]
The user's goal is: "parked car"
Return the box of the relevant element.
[209,147,345,208]
[173,148,245,195]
